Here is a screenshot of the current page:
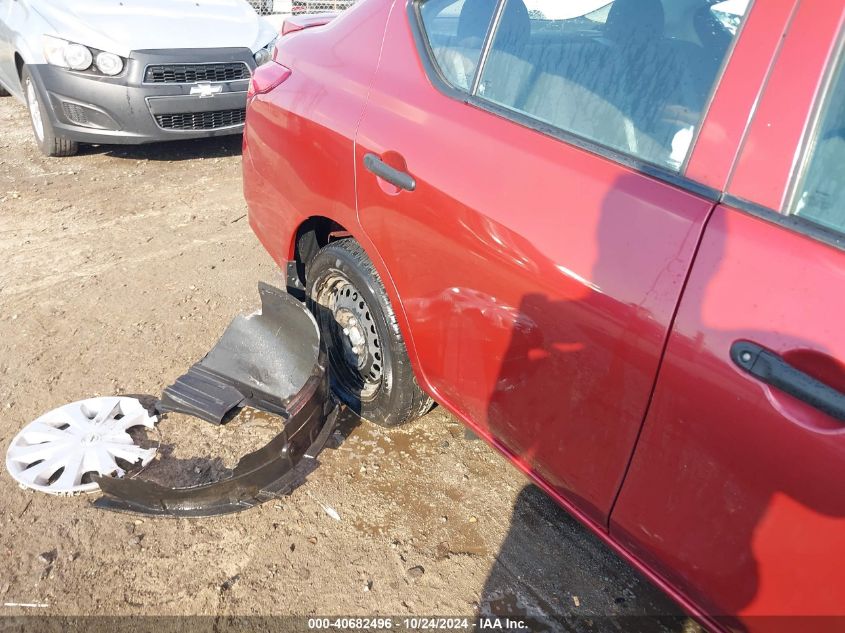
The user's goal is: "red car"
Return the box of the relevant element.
[243,0,845,629]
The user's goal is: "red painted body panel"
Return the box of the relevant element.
[243,0,422,371]
[281,13,339,36]
[242,0,845,629]
[612,5,845,626]
[728,2,845,209]
[243,0,392,267]
[685,0,797,191]
[353,1,713,526]
[611,206,845,630]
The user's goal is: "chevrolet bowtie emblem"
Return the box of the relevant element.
[190,82,224,98]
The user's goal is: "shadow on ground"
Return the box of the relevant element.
[78,135,243,161]
[478,485,702,633]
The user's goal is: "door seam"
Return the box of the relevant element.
[605,199,721,529]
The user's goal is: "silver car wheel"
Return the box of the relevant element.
[25,76,45,143]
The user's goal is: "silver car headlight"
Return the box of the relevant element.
[254,37,278,67]
[43,36,125,76]
[95,52,124,76]
[44,35,93,71]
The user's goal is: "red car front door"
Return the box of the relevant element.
[354,0,754,526]
[611,3,845,628]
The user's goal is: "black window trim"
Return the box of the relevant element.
[722,194,845,252]
[407,0,756,203]
[469,0,507,95]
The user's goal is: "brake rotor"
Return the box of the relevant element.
[5,397,157,495]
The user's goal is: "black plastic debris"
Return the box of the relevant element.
[93,283,338,517]
[156,282,322,424]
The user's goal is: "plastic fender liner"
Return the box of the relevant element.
[157,282,323,425]
[92,387,338,517]
[92,283,339,517]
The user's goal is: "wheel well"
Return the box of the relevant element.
[15,53,24,81]
[292,217,352,289]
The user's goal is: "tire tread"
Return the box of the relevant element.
[21,66,79,157]
[307,239,432,427]
[47,136,79,158]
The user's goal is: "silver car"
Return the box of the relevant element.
[0,0,278,156]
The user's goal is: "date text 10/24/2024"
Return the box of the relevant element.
[307,618,529,630]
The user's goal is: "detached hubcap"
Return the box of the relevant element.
[25,78,45,143]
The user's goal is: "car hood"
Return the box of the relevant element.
[32,0,277,58]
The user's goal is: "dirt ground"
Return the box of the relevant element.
[0,96,701,632]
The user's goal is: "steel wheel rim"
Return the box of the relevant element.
[312,272,384,402]
[25,77,45,143]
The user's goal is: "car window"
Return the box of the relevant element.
[474,0,751,170]
[420,0,498,90]
[524,1,611,23]
[791,54,845,236]
[711,0,747,34]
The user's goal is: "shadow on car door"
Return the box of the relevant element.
[477,177,845,631]
[355,0,721,530]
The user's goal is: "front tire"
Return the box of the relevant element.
[306,239,433,427]
[22,67,78,157]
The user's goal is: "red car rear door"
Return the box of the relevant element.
[611,2,845,629]
[354,0,760,526]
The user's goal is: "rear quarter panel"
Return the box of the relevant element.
[243,0,394,267]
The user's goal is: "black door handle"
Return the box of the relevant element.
[363,153,416,192]
[731,341,845,422]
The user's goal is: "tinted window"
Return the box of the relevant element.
[711,0,746,34]
[475,0,750,170]
[792,56,845,235]
[420,0,497,90]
